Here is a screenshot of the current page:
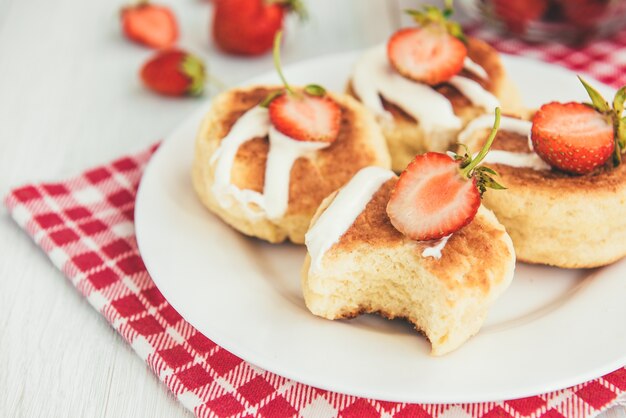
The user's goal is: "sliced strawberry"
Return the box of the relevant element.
[386,153,481,241]
[121,3,178,49]
[268,93,341,142]
[531,102,614,174]
[387,27,467,85]
[491,0,548,35]
[140,49,205,97]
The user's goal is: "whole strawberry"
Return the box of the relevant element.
[212,0,306,56]
[491,0,548,35]
[531,77,626,175]
[140,49,205,97]
[386,109,505,241]
[560,0,610,27]
[387,2,467,85]
[121,1,178,49]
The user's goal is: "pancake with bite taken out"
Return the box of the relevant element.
[302,167,515,356]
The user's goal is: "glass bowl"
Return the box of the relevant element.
[460,0,626,44]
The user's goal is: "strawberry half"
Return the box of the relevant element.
[140,49,205,97]
[387,108,505,241]
[531,102,614,174]
[269,94,341,142]
[121,2,178,49]
[387,27,467,85]
[530,76,626,175]
[261,31,341,143]
[387,153,481,241]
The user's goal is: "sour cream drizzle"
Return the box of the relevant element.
[458,114,551,170]
[305,167,455,273]
[210,106,330,220]
[352,45,499,133]
[421,234,452,259]
[305,167,395,273]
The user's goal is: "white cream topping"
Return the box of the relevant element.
[352,46,461,132]
[210,106,330,220]
[483,150,551,170]
[352,45,499,132]
[263,126,328,219]
[458,114,551,171]
[305,166,457,272]
[458,114,531,143]
[210,106,270,220]
[421,234,451,259]
[448,76,499,113]
[305,167,395,273]
[463,57,489,79]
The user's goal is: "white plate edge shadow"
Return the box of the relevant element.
[135,50,626,403]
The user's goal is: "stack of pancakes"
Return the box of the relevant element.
[190,37,625,355]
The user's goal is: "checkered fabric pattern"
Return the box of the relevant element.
[5,30,626,418]
[466,26,626,88]
[5,147,626,418]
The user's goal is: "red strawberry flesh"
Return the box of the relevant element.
[122,4,178,49]
[387,27,467,85]
[268,94,341,143]
[531,102,614,174]
[386,153,480,241]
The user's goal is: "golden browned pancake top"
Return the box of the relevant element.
[336,178,512,293]
[215,87,381,216]
[348,37,504,124]
[485,130,626,193]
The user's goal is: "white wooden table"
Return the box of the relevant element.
[0,0,623,416]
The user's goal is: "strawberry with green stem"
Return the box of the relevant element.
[140,49,206,97]
[530,77,626,174]
[386,108,504,241]
[262,31,341,143]
[387,0,467,85]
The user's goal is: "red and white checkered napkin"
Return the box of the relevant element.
[5,29,626,417]
[466,25,626,88]
[4,149,626,418]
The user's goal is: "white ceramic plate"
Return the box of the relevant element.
[135,51,626,403]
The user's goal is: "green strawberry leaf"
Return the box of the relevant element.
[272,0,308,20]
[259,90,284,108]
[613,86,626,118]
[443,0,454,18]
[181,54,206,96]
[578,76,610,113]
[446,21,466,42]
[304,84,326,96]
[619,116,626,148]
[405,1,464,40]
[476,170,506,196]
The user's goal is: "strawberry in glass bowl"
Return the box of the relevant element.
[460,0,626,44]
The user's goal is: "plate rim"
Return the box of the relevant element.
[135,50,626,403]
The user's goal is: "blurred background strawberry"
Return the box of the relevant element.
[121,1,179,48]
[212,0,307,56]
